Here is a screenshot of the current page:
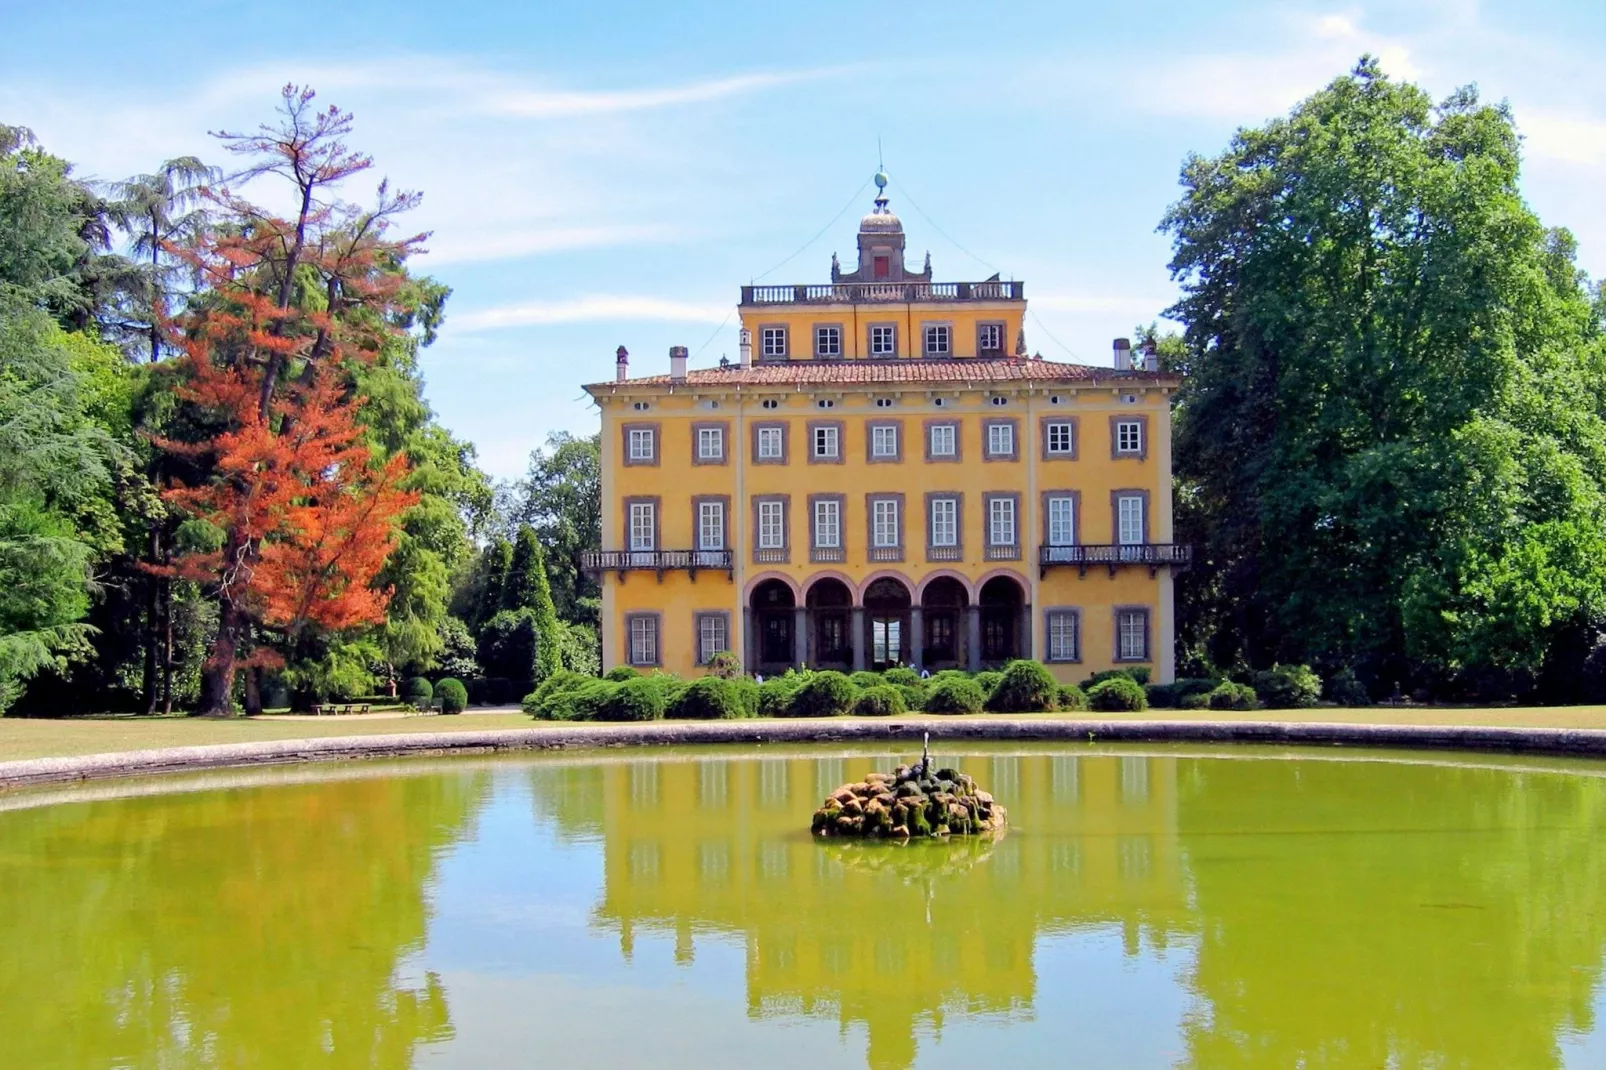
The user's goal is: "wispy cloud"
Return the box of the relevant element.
[482,68,845,118]
[1520,111,1606,168]
[452,295,729,332]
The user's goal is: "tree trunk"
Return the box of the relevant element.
[199,598,245,715]
[141,529,162,715]
[160,573,174,715]
[243,665,263,716]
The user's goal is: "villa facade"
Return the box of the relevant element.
[582,177,1187,682]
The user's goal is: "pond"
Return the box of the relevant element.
[3,744,1606,1068]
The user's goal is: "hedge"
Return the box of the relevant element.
[1207,681,1258,710]
[975,670,1004,698]
[1251,664,1322,709]
[522,670,591,715]
[924,676,986,715]
[597,676,665,721]
[1056,684,1089,711]
[1086,676,1147,712]
[667,676,748,720]
[853,684,907,717]
[786,671,858,717]
[1145,677,1219,709]
[985,659,1059,713]
[604,665,640,682]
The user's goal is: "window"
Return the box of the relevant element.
[756,425,784,461]
[928,423,957,459]
[632,401,650,412]
[697,613,728,665]
[870,423,898,459]
[816,398,835,409]
[761,326,787,359]
[1117,494,1145,545]
[697,499,725,551]
[929,497,958,547]
[988,496,1016,547]
[757,499,785,550]
[1045,420,1075,457]
[628,615,659,667]
[626,427,655,463]
[812,424,839,460]
[1117,608,1150,661]
[696,425,723,462]
[874,397,895,408]
[815,325,842,358]
[924,324,951,355]
[978,322,1003,354]
[1047,495,1075,546]
[813,498,841,548]
[990,396,1008,406]
[1046,611,1080,662]
[1115,418,1144,455]
[628,501,655,552]
[872,498,899,548]
[985,420,1016,459]
[873,255,890,279]
[761,398,780,410]
[869,324,896,356]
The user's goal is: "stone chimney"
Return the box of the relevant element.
[739,328,753,368]
[1139,340,1157,372]
[615,345,629,382]
[1113,337,1132,370]
[669,345,688,380]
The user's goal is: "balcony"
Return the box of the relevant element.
[580,549,732,581]
[1039,543,1193,577]
[741,280,1024,306]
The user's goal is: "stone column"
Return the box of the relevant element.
[1019,602,1033,661]
[742,606,754,674]
[851,607,866,672]
[793,606,808,669]
[966,605,982,672]
[909,606,923,672]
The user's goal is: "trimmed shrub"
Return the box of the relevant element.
[667,676,746,720]
[882,667,920,687]
[853,684,907,717]
[404,677,433,705]
[1145,677,1219,709]
[1081,668,1150,690]
[757,676,801,717]
[1056,684,1089,711]
[523,669,590,714]
[929,669,972,687]
[436,677,468,714]
[706,651,743,680]
[604,665,640,682]
[1087,676,1148,712]
[787,671,858,718]
[924,676,986,715]
[985,659,1059,713]
[1206,681,1258,711]
[596,676,665,721]
[975,670,1004,698]
[1181,691,1210,710]
[895,682,927,712]
[538,678,618,721]
[1252,664,1322,709]
[850,670,883,691]
[1327,667,1371,707]
[644,671,687,707]
[730,677,759,718]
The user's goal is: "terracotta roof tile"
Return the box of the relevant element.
[586,358,1175,393]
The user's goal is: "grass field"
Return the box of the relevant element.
[4,705,1606,763]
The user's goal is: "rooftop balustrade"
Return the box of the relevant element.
[741,280,1024,306]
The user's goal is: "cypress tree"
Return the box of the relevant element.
[504,525,563,684]
[474,537,512,630]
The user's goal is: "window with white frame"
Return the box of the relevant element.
[629,616,659,666]
[871,424,898,459]
[929,423,956,458]
[1117,494,1145,545]
[697,426,723,461]
[757,500,785,549]
[627,427,655,462]
[1045,421,1074,456]
[929,497,958,547]
[1047,611,1080,662]
[872,498,899,548]
[815,325,841,358]
[756,426,783,460]
[869,324,896,356]
[1117,608,1149,661]
[1115,419,1144,455]
[697,500,724,550]
[697,614,728,665]
[813,425,839,459]
[988,497,1016,547]
[978,322,1003,354]
[924,324,951,355]
[813,499,841,548]
[760,326,787,359]
[1047,495,1075,546]
[628,501,655,551]
[986,422,1015,458]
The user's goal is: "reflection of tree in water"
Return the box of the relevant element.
[528,752,1192,1070]
[0,770,489,1068]
[1177,758,1606,1069]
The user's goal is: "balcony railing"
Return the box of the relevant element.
[984,544,1022,561]
[810,546,846,564]
[741,280,1024,306]
[1039,543,1193,576]
[868,546,903,563]
[926,545,963,562]
[753,547,790,565]
[580,549,732,579]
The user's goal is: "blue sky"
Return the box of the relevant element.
[3,0,1603,478]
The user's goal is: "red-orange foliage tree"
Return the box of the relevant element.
[160,86,426,714]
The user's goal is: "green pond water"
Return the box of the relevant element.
[3,745,1606,1069]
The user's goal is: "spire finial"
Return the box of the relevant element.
[873,138,890,212]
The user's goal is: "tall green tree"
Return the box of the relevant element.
[106,156,216,363]
[512,432,600,624]
[472,537,512,630]
[1162,57,1606,697]
[503,524,561,683]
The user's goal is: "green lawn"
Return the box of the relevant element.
[4,705,1606,763]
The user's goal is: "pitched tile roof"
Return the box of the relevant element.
[586,358,1176,393]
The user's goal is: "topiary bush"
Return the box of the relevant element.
[1206,681,1258,711]
[924,676,986,715]
[729,677,759,718]
[666,676,746,720]
[975,670,1004,698]
[853,684,907,717]
[604,665,640,682]
[537,678,618,721]
[644,671,687,707]
[435,677,468,714]
[882,667,920,687]
[850,670,883,691]
[1082,668,1149,690]
[985,659,1060,713]
[596,676,665,722]
[1087,675,1148,712]
[928,669,972,687]
[895,682,927,712]
[787,670,858,717]
[1056,683,1089,711]
[1252,664,1322,709]
[523,669,590,715]
[757,675,802,717]
[404,677,433,705]
[1145,677,1219,709]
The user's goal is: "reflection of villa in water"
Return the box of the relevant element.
[534,752,1192,1070]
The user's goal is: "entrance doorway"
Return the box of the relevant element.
[863,577,912,670]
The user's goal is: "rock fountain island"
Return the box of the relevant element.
[811,733,1007,840]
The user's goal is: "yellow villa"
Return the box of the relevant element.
[582,174,1188,683]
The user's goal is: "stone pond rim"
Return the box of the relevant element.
[7,719,1606,790]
